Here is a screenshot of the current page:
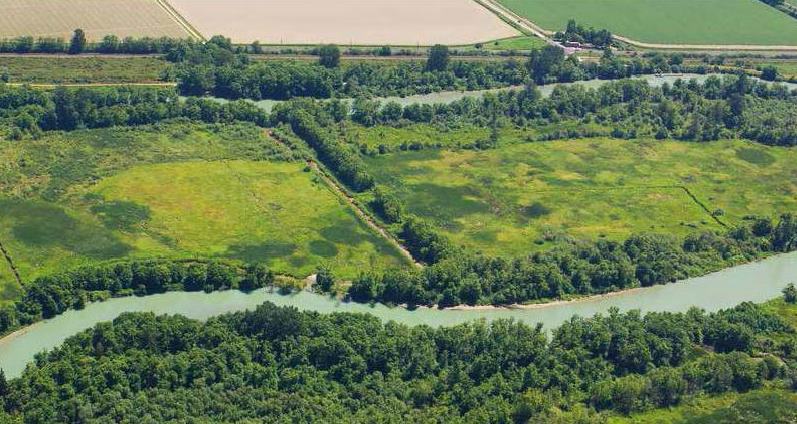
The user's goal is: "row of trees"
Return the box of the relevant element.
[344,214,797,306]
[2,299,796,421]
[0,31,191,55]
[0,85,270,139]
[0,260,273,337]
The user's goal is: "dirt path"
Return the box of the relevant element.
[0,240,23,286]
[474,0,561,48]
[266,130,421,268]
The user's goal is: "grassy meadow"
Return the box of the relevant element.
[0,56,172,84]
[609,389,797,423]
[497,0,797,45]
[477,36,547,51]
[364,135,797,256]
[0,122,407,302]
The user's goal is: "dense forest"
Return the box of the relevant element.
[2,300,797,422]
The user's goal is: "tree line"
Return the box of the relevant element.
[344,213,797,307]
[0,260,273,338]
[0,85,269,139]
[2,299,797,422]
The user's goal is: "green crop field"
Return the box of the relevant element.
[0,122,407,302]
[0,57,172,84]
[497,0,797,45]
[364,136,797,256]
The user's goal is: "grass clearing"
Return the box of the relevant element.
[0,122,407,299]
[364,136,797,256]
[609,389,797,423]
[0,0,189,41]
[0,56,172,84]
[167,0,519,45]
[477,36,547,51]
[497,0,797,45]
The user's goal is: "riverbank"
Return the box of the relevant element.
[2,250,795,379]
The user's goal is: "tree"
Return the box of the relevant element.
[318,44,341,68]
[426,44,449,71]
[784,283,797,304]
[315,266,336,292]
[250,40,263,54]
[761,66,779,82]
[0,368,7,398]
[527,45,564,84]
[68,29,87,54]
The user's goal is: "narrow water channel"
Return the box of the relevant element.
[1,251,796,379]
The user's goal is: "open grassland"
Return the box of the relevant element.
[609,388,797,423]
[497,0,797,45]
[364,136,797,256]
[0,0,189,41]
[477,35,547,51]
[167,0,519,45]
[0,122,407,301]
[0,56,171,84]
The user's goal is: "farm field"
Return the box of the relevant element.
[0,122,407,302]
[364,136,797,256]
[0,56,172,84]
[166,0,519,45]
[497,0,797,45]
[0,0,189,42]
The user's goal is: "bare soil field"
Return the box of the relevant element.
[166,0,519,45]
[0,0,190,41]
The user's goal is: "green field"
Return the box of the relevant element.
[0,122,407,302]
[478,35,547,51]
[364,136,797,256]
[610,389,797,423]
[497,0,797,45]
[0,56,172,84]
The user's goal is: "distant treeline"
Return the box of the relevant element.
[3,299,797,421]
[0,85,268,139]
[0,34,192,55]
[0,260,273,338]
[172,39,711,100]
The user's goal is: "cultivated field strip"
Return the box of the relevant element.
[0,0,190,41]
[165,0,519,45]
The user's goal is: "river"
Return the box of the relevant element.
[1,251,796,379]
[192,73,797,112]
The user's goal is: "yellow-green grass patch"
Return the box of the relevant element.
[0,161,407,284]
[90,161,407,277]
[364,137,797,256]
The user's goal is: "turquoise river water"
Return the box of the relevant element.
[1,251,796,379]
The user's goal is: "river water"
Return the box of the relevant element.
[194,73,796,112]
[1,251,796,379]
